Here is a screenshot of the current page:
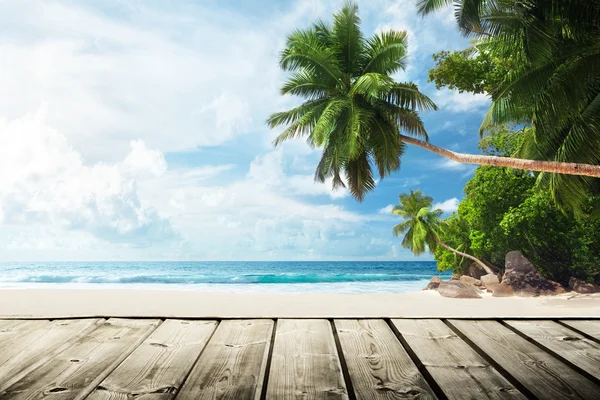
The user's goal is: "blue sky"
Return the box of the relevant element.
[0,0,490,261]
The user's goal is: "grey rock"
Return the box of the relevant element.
[437,281,482,299]
[423,276,441,291]
[502,251,567,296]
[492,283,515,297]
[481,273,500,292]
[569,277,600,294]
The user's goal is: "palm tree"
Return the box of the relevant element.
[417,0,600,211]
[268,1,600,202]
[392,190,493,274]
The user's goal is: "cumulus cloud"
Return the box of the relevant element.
[433,89,490,112]
[379,204,394,214]
[433,198,460,213]
[248,150,348,199]
[0,109,178,246]
[0,0,467,261]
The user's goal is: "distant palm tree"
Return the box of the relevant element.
[268,1,600,202]
[392,190,493,274]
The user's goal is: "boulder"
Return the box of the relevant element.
[481,273,500,292]
[423,277,441,291]
[569,277,600,294]
[459,275,484,291]
[465,263,486,280]
[502,251,567,296]
[437,281,482,299]
[492,283,515,297]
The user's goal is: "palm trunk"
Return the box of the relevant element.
[435,237,494,275]
[400,134,600,177]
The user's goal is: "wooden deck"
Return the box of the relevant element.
[0,318,599,399]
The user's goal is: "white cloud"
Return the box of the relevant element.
[379,204,394,214]
[248,150,349,199]
[0,109,177,246]
[0,0,468,261]
[433,198,460,213]
[0,1,297,161]
[433,89,490,112]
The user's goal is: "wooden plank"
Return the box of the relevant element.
[0,319,102,390]
[177,319,273,400]
[86,319,217,400]
[0,319,38,336]
[266,319,348,400]
[506,320,600,381]
[392,319,524,399]
[0,318,160,400]
[560,320,600,341]
[0,320,48,346]
[449,319,600,400]
[335,319,435,399]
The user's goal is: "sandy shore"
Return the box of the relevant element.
[0,289,599,318]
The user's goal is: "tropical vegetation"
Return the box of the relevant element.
[392,190,493,274]
[268,1,600,203]
[419,0,600,213]
[434,128,600,285]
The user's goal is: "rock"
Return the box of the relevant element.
[423,276,441,290]
[437,281,482,299]
[505,250,537,274]
[569,277,600,294]
[481,273,500,292]
[502,251,567,296]
[459,275,484,289]
[465,263,486,280]
[492,283,515,297]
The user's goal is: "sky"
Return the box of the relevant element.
[0,0,491,261]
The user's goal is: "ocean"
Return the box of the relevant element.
[0,261,449,294]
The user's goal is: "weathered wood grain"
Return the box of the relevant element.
[0,318,160,400]
[0,319,102,391]
[392,319,523,399]
[0,320,48,347]
[0,319,39,338]
[506,320,600,381]
[560,320,600,341]
[177,319,273,400]
[266,319,348,400]
[86,319,217,400]
[335,319,435,399]
[449,319,600,400]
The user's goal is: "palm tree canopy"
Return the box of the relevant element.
[392,190,444,255]
[418,0,600,214]
[268,1,437,201]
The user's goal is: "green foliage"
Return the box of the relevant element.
[433,214,472,273]
[268,1,437,201]
[460,166,535,265]
[478,125,526,157]
[500,193,600,284]
[392,190,443,255]
[433,129,600,284]
[420,0,600,214]
[428,50,513,98]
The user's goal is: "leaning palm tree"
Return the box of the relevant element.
[392,190,493,274]
[417,0,600,211]
[268,1,600,202]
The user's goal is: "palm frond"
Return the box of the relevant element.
[362,30,408,75]
[416,0,453,15]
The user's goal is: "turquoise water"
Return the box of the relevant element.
[0,261,449,293]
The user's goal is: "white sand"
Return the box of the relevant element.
[0,289,599,318]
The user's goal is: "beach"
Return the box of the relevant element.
[1,288,599,318]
